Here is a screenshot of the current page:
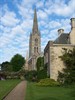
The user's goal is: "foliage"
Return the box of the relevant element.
[36,56,47,80]
[18,69,26,76]
[25,56,47,82]
[10,54,25,72]
[37,68,47,80]
[36,57,44,71]
[58,47,75,84]
[6,69,26,79]
[1,61,12,72]
[25,69,47,82]
[36,78,60,87]
[57,71,65,84]
[25,70,37,82]
[0,71,19,79]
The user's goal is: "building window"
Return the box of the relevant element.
[34,47,38,53]
[35,38,38,45]
[37,47,38,52]
[34,47,36,53]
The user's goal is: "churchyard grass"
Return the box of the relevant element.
[26,82,75,100]
[0,79,21,100]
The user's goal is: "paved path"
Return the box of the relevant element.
[3,81,27,100]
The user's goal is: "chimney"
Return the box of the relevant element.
[58,29,64,35]
[70,18,75,29]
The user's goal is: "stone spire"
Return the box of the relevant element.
[32,8,38,34]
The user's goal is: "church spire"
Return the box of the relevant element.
[32,8,38,34]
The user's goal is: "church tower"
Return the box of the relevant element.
[28,9,41,70]
[29,9,41,58]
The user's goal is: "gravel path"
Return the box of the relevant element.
[3,81,27,100]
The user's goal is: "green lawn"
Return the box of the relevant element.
[26,82,75,100]
[0,79,21,100]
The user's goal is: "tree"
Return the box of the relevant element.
[10,54,25,72]
[36,57,44,71]
[36,57,47,80]
[58,47,75,84]
[1,61,12,72]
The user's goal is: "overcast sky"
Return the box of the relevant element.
[0,0,75,63]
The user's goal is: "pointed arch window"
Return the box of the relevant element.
[35,38,38,46]
[34,47,38,53]
[37,47,38,52]
[34,47,36,53]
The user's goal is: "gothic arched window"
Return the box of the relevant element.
[34,47,36,53]
[34,47,38,53]
[37,47,38,52]
[35,38,38,46]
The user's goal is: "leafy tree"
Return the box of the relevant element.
[58,47,75,84]
[1,61,12,72]
[36,57,47,80]
[11,54,25,72]
[36,57,44,71]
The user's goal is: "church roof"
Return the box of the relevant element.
[54,33,70,44]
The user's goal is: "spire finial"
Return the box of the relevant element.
[32,8,38,34]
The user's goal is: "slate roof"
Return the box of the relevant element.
[54,33,70,44]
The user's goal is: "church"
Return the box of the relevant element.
[24,9,75,81]
[27,9,41,70]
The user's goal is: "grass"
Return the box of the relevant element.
[0,79,21,100]
[26,82,75,100]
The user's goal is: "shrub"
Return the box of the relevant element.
[37,78,60,87]
[25,70,37,82]
[37,69,47,80]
